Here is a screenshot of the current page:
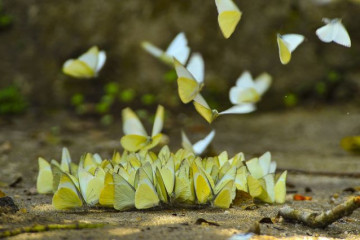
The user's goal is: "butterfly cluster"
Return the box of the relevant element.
[37,146,287,211]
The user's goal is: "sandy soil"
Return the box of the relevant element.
[0,105,359,240]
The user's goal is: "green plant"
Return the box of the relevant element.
[0,85,27,115]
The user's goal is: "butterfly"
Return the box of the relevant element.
[247,170,287,204]
[193,93,256,124]
[120,105,164,152]
[229,71,272,105]
[181,130,216,155]
[215,0,242,39]
[245,152,276,179]
[174,54,205,104]
[62,46,106,78]
[99,172,115,207]
[134,166,160,209]
[141,32,190,66]
[113,173,136,210]
[316,18,351,47]
[277,34,305,65]
[52,167,105,210]
[37,157,53,194]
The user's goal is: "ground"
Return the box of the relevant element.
[0,105,359,239]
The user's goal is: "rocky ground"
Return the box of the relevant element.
[0,105,359,239]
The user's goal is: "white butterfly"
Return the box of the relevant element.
[62,46,106,79]
[277,34,305,65]
[229,71,272,105]
[316,18,351,47]
[181,130,215,155]
[142,32,190,66]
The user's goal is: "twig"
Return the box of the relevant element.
[0,222,106,238]
[277,168,360,178]
[279,196,360,228]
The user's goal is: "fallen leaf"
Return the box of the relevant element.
[195,218,219,226]
[343,187,360,193]
[293,194,312,201]
[232,190,253,206]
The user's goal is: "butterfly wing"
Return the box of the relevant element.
[213,180,234,208]
[134,178,159,209]
[215,0,242,39]
[316,23,334,43]
[37,157,53,194]
[192,130,216,155]
[219,104,256,115]
[52,173,83,210]
[151,105,164,137]
[174,58,202,103]
[96,51,107,73]
[333,21,351,47]
[187,53,205,84]
[281,34,304,52]
[254,73,272,95]
[277,34,292,65]
[99,172,115,207]
[166,32,190,64]
[113,173,136,210]
[274,171,287,203]
[122,107,147,136]
[193,94,216,123]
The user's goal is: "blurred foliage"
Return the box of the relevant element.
[0,85,27,115]
[284,93,298,108]
[0,0,12,30]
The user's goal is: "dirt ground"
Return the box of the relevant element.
[0,105,359,240]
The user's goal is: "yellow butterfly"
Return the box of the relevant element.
[141,32,190,66]
[37,157,53,194]
[247,171,287,204]
[191,160,215,204]
[45,147,77,192]
[52,172,83,210]
[174,159,195,203]
[99,172,115,207]
[245,152,276,179]
[215,0,242,39]
[52,167,105,210]
[174,55,205,104]
[229,71,272,105]
[213,180,234,208]
[134,167,160,209]
[120,105,164,152]
[277,34,304,65]
[193,93,256,123]
[62,46,106,78]
[113,173,136,210]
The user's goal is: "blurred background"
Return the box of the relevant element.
[0,0,359,122]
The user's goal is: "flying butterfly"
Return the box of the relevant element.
[174,54,205,104]
[229,71,272,105]
[193,93,256,124]
[62,46,106,79]
[120,105,164,152]
[215,0,242,39]
[141,32,190,66]
[316,18,351,47]
[181,130,216,155]
[277,34,304,65]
